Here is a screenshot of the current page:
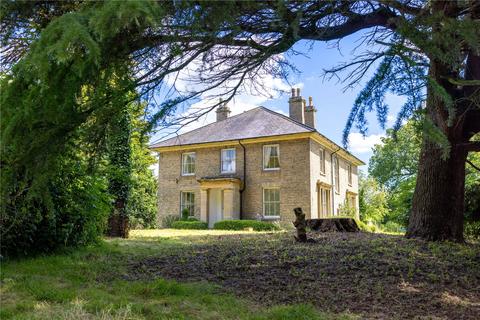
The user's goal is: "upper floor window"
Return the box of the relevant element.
[347,163,352,186]
[263,188,280,217]
[181,152,196,176]
[319,148,325,174]
[334,157,340,193]
[221,148,236,173]
[263,144,280,170]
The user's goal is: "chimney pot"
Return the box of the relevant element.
[291,88,296,97]
[296,88,300,97]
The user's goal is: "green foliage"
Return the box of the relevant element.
[465,149,480,222]
[358,172,389,225]
[125,103,158,229]
[181,208,190,221]
[171,221,208,230]
[369,124,480,229]
[338,203,357,217]
[213,220,280,231]
[464,221,480,241]
[107,107,132,219]
[0,152,110,257]
[161,215,181,228]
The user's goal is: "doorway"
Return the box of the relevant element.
[208,189,223,228]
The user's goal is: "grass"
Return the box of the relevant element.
[0,229,351,320]
[1,229,479,319]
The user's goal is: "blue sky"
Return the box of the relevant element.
[153,33,406,168]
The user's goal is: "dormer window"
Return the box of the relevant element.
[263,144,280,170]
[221,148,236,173]
[181,152,196,176]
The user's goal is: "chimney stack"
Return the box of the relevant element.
[288,87,305,124]
[304,96,317,128]
[216,99,231,121]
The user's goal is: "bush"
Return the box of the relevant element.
[181,208,190,221]
[382,221,405,233]
[356,219,376,233]
[213,220,280,231]
[161,215,181,228]
[171,221,208,230]
[464,221,480,241]
[1,158,110,257]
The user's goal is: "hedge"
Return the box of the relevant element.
[171,221,208,230]
[213,220,280,231]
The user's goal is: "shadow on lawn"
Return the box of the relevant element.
[123,232,480,319]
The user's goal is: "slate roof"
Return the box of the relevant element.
[150,107,315,148]
[150,106,364,165]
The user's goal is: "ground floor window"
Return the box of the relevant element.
[318,186,332,217]
[263,188,280,217]
[346,194,357,211]
[180,191,195,216]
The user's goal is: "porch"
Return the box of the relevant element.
[198,177,242,228]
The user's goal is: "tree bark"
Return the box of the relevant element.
[406,138,467,242]
[293,207,307,242]
[406,57,470,242]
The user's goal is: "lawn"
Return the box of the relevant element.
[1,230,479,319]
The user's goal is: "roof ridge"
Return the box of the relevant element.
[150,107,263,147]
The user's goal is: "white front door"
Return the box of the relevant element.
[208,189,223,228]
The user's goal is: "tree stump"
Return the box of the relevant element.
[293,207,308,242]
[307,218,360,233]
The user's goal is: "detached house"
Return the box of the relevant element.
[151,88,364,227]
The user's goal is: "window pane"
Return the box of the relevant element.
[221,149,235,173]
[263,189,280,216]
[182,153,196,175]
[181,192,195,216]
[264,145,280,169]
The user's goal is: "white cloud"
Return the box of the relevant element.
[347,132,384,153]
[386,114,395,126]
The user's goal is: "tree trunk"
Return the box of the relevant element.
[406,138,467,242]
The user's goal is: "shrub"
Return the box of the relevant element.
[382,221,405,233]
[161,215,181,228]
[355,219,376,233]
[213,220,280,231]
[171,221,208,230]
[1,157,110,257]
[464,221,480,241]
[181,208,190,221]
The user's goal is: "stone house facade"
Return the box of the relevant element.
[151,89,364,227]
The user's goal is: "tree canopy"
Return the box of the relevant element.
[1,0,479,244]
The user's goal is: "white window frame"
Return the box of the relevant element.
[181,152,196,176]
[220,148,236,174]
[263,188,280,218]
[347,163,353,186]
[180,191,195,216]
[319,148,326,175]
[334,157,340,194]
[263,144,280,171]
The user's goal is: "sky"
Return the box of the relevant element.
[151,33,406,168]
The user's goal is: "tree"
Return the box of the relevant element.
[370,123,480,229]
[358,172,390,225]
[2,1,479,241]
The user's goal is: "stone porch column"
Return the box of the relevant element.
[200,189,208,222]
[223,188,234,220]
